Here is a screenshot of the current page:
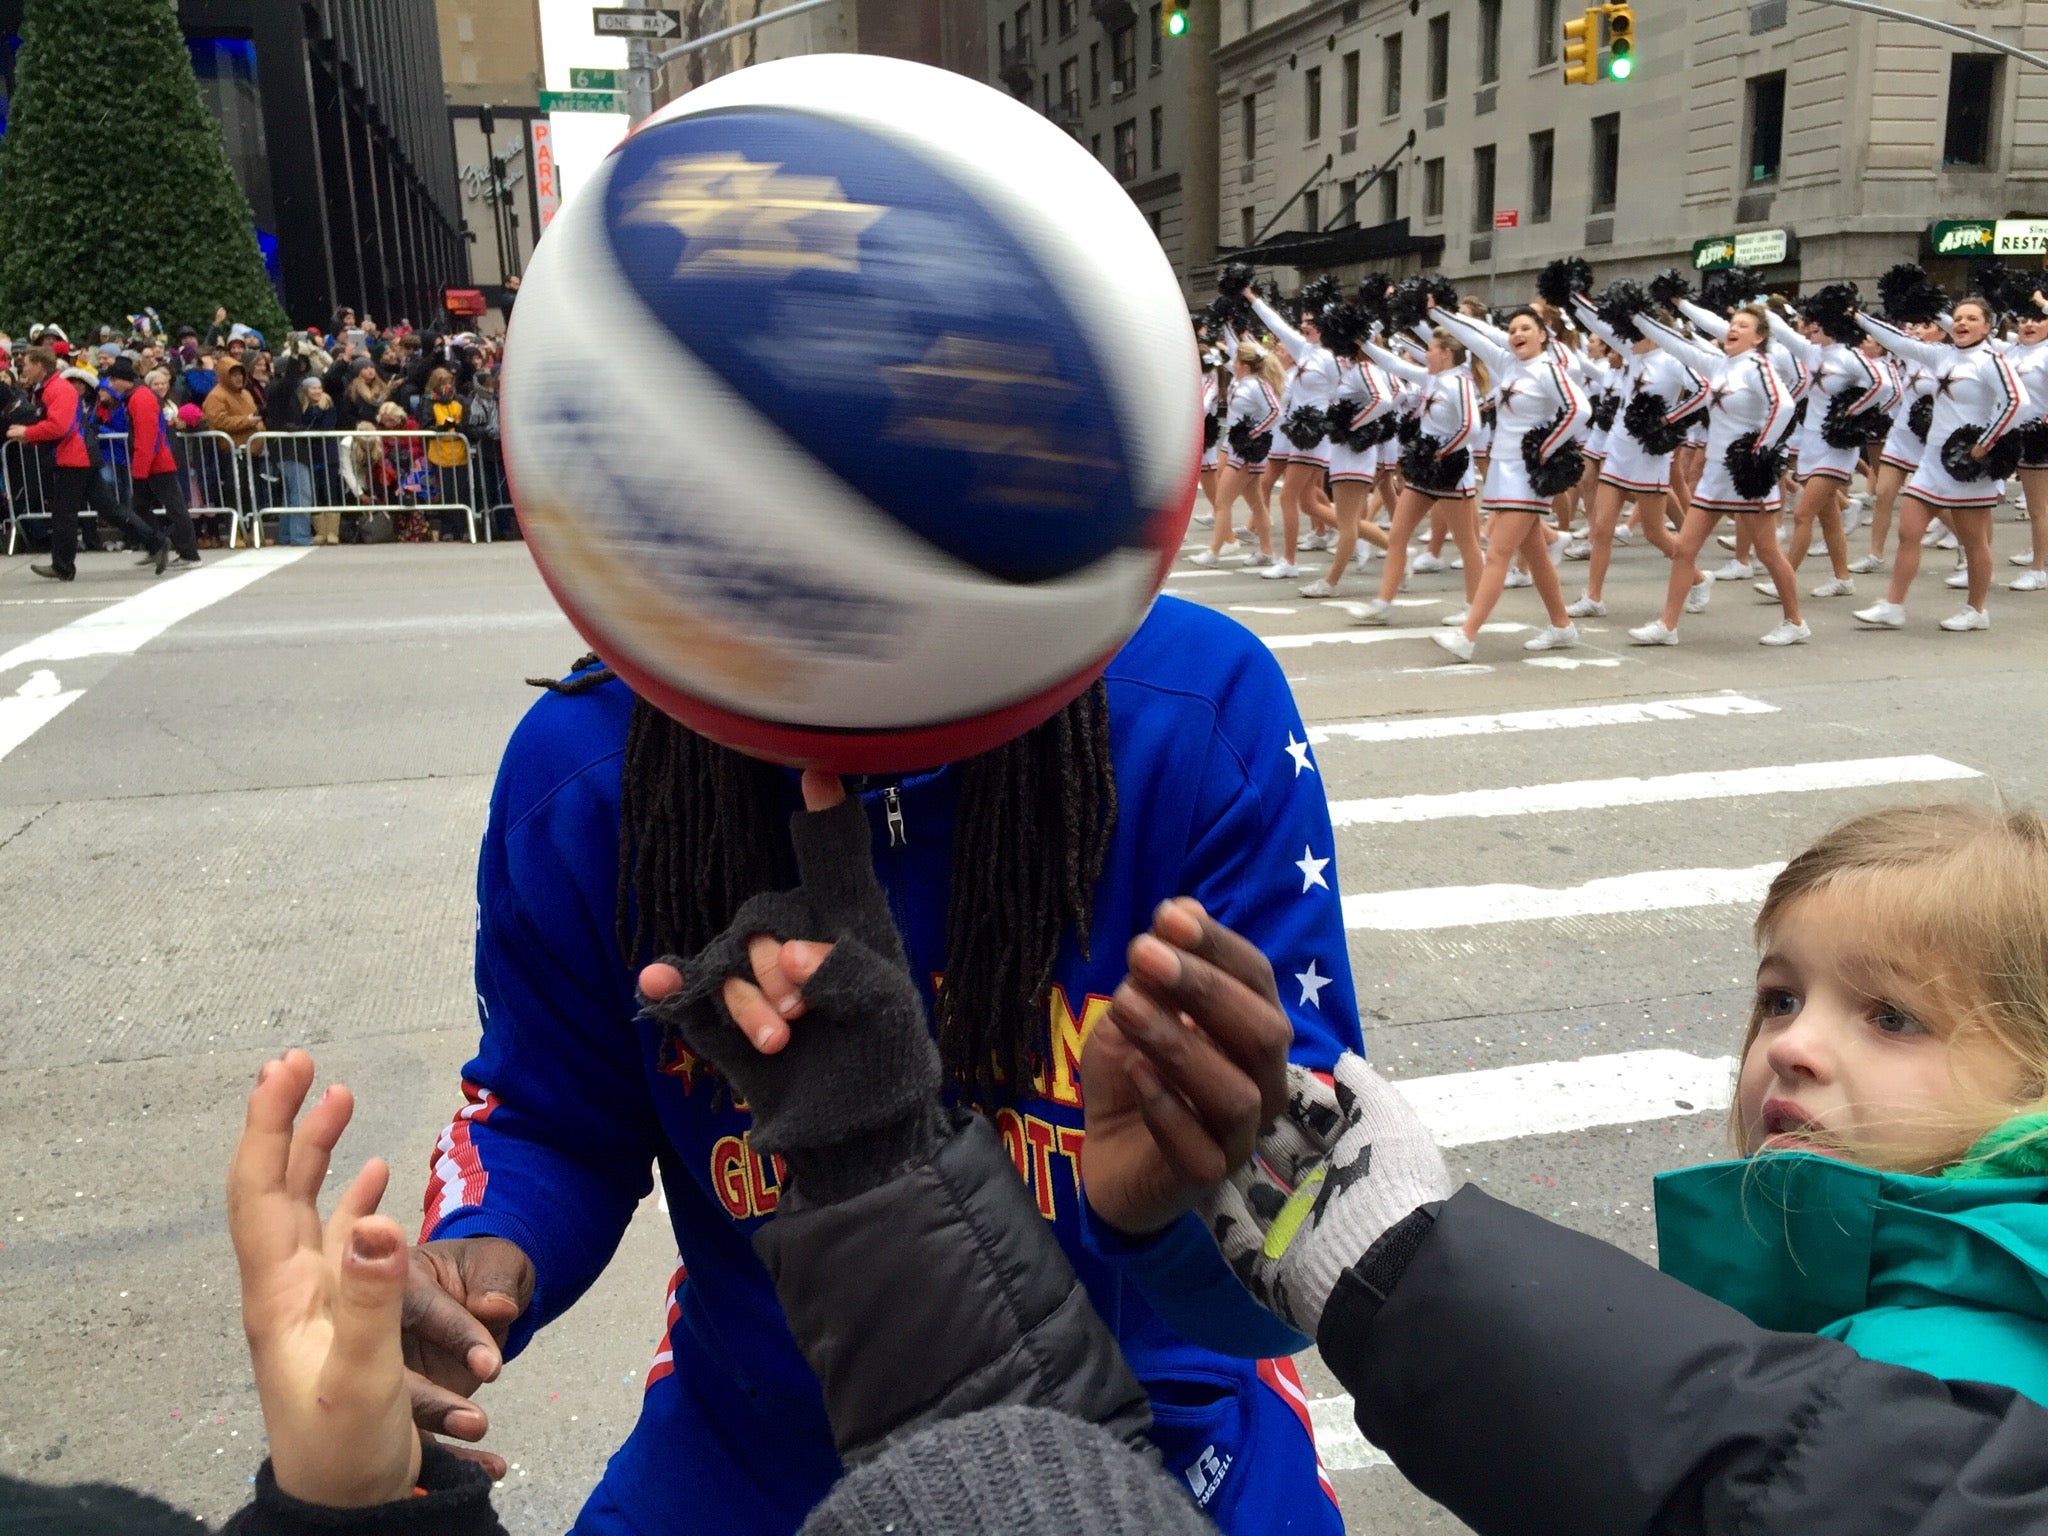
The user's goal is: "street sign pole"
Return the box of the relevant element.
[648,0,839,67]
[1491,210,1520,310]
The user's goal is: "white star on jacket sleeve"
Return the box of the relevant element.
[1295,846,1331,893]
[1284,732,1316,777]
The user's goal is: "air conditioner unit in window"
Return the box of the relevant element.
[1111,80,1125,97]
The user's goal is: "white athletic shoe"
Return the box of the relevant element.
[1524,623,1580,652]
[1614,525,1635,545]
[1685,577,1714,614]
[1937,530,1960,551]
[1945,568,1970,589]
[1811,577,1856,598]
[1260,560,1304,579]
[1760,620,1812,647]
[2013,550,2037,566]
[1412,552,1446,573]
[1193,512,1215,527]
[1353,546,1375,572]
[1547,534,1569,567]
[1712,559,1755,582]
[1564,538,1593,560]
[1629,619,1680,646]
[1432,630,1478,662]
[1299,578,1341,598]
[1841,504,1862,535]
[1717,533,1739,551]
[1505,566,1534,588]
[1450,554,1466,570]
[1188,550,1221,568]
[2012,568,2048,592]
[1848,554,1887,574]
[1566,596,1607,618]
[1922,521,1949,547]
[1439,606,1471,627]
[1236,528,1260,548]
[1850,492,1875,513]
[1854,601,1907,628]
[1940,605,1990,632]
[1352,598,1393,625]
[1753,580,1780,600]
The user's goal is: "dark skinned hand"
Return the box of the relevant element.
[1079,898,1293,1235]
[398,1235,533,1479]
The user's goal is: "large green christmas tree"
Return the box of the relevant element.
[0,0,289,338]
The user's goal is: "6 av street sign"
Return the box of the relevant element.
[593,7,681,36]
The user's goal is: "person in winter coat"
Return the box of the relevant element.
[1654,801,2048,1403]
[106,357,199,569]
[462,367,511,537]
[9,346,98,580]
[422,366,470,540]
[265,352,316,546]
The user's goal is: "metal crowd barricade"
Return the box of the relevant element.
[244,430,485,547]
[2,428,245,554]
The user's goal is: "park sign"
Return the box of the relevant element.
[1692,228,1794,270]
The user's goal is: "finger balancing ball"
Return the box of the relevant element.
[503,54,1197,772]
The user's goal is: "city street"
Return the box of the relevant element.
[1,498,2042,1534]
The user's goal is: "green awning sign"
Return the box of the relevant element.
[1932,220,1998,257]
[1692,237,1737,271]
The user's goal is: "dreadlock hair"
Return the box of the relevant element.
[531,656,1118,1106]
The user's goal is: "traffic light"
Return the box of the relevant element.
[1163,0,1189,37]
[1563,9,1599,85]
[1607,4,1636,80]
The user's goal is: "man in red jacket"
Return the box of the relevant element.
[105,358,199,569]
[7,346,94,581]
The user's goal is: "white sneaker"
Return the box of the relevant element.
[1841,504,1862,535]
[1811,577,1856,598]
[1353,545,1374,572]
[1760,620,1812,647]
[1717,533,1739,551]
[1439,606,1471,627]
[1546,534,1569,567]
[1432,629,1478,662]
[1945,568,1970,589]
[2012,550,2036,567]
[1614,525,1635,545]
[1300,578,1341,598]
[1450,554,1466,570]
[1850,492,1875,513]
[2012,568,2048,592]
[1505,566,1534,588]
[1524,623,1580,652]
[1938,530,1960,551]
[1629,619,1680,645]
[1189,550,1221,568]
[1940,605,1990,632]
[1922,521,1949,548]
[1712,560,1755,582]
[1260,561,1304,579]
[1753,580,1780,600]
[1352,598,1393,625]
[1854,601,1906,628]
[1566,596,1607,618]
[1685,576,1714,614]
[1564,538,1593,560]
[1193,512,1215,527]
[1412,552,1446,574]
[1235,528,1259,549]
[1848,554,1887,574]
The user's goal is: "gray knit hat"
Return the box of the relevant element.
[799,1407,1219,1536]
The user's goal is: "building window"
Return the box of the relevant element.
[1342,49,1360,128]
[1383,33,1403,116]
[1017,3,1031,47]
[1150,104,1164,168]
[1536,0,1560,66]
[1058,0,1077,34]
[1059,55,1080,118]
[1529,128,1554,222]
[1040,0,1050,41]
[1112,24,1137,92]
[1472,144,1497,232]
[1089,42,1100,101]
[1115,118,1138,180]
[1945,54,2000,167]
[1305,65,1323,140]
[1380,166,1400,223]
[1304,188,1321,231]
[1148,207,1164,238]
[1092,132,1103,160]
[1478,0,1502,84]
[1427,16,1449,103]
[1747,71,1785,183]
[1241,206,1256,247]
[1337,177,1358,226]
[1241,93,1257,159]
[998,19,1008,55]
[1042,72,1052,111]
[1150,4,1163,67]
[1590,111,1621,212]
[1423,156,1445,220]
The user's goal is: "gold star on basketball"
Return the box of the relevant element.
[623,152,887,277]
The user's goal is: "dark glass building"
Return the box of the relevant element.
[0,0,467,328]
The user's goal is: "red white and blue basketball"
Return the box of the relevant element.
[503,54,1197,772]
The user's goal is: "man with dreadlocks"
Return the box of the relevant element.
[400,594,1360,1536]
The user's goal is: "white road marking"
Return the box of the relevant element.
[0,548,312,674]
[1228,605,1299,616]
[1395,664,1495,675]
[0,669,84,764]
[1166,569,1231,580]
[1343,862,1786,930]
[1263,623,1530,651]
[1328,755,1980,827]
[1524,655,1622,669]
[1307,694,1775,746]
[1310,1394,1391,1470]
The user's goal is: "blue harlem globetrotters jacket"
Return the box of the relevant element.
[422,595,1362,1535]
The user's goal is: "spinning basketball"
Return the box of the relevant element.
[502,54,1197,772]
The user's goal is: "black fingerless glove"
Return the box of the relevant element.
[638,795,946,1206]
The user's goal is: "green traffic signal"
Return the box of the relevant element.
[1166,8,1187,34]
[1609,52,1633,79]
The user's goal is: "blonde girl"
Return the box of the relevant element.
[1191,340,1283,568]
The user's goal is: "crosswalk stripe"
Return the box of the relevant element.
[1328,755,1980,827]
[1343,863,1787,929]
[1308,693,1776,746]
[1264,623,1530,651]
[1397,1049,1738,1148]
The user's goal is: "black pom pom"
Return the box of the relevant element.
[1401,431,1469,496]
[1594,279,1650,343]
[1724,433,1787,500]
[1521,411,1586,497]
[1386,276,1433,335]
[1317,301,1366,356]
[1879,264,1948,326]
[1536,257,1594,310]
[1863,412,1894,445]
[1590,391,1621,431]
[2021,422,2048,464]
[1324,398,1359,436]
[1280,405,1329,450]
[1649,268,1693,310]
[1396,413,1422,446]
[1802,283,1865,345]
[1253,275,1285,309]
[1355,273,1394,326]
[1424,275,1461,313]
[1227,420,1274,464]
[1480,400,1498,432]
[1299,274,1341,315]
[1699,266,1763,316]
[1218,260,1255,299]
[1623,391,1687,455]
[1942,424,2024,482]
[1821,392,1879,450]
[1203,413,1221,449]
[1909,395,1935,441]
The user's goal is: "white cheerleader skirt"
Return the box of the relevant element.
[1278,434,1331,469]
[1905,450,2008,513]
[1598,431,1673,494]
[1692,455,1779,516]
[1469,422,1495,460]
[1585,425,1611,460]
[1879,416,1927,473]
[1201,442,1220,471]
[1327,439,1379,484]
[1478,433,1558,514]
[1795,417,1863,484]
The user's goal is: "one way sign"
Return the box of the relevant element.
[593,7,681,37]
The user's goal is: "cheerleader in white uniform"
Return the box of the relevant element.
[1192,339,1283,568]
[1762,292,1885,599]
[1197,349,1226,520]
[1247,285,1339,579]
[1352,328,1486,627]
[1571,337,1622,540]
[1568,289,1712,617]
[1859,346,1935,572]
[1854,296,2029,631]
[1627,303,1807,647]
[1301,309,1398,595]
[1428,302,1590,662]
[2003,292,2048,591]
[1675,292,1807,579]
